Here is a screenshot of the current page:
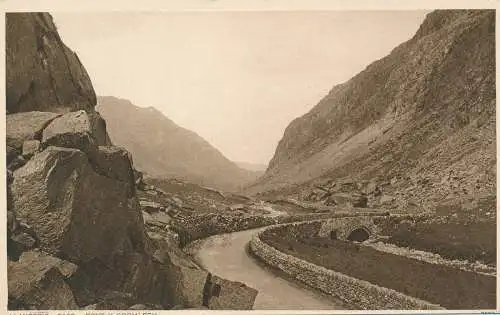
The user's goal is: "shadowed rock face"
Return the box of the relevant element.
[11,146,143,264]
[6,13,96,114]
[248,10,496,214]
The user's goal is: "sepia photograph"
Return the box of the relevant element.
[3,1,497,312]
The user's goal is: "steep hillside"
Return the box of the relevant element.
[97,96,260,191]
[246,10,495,214]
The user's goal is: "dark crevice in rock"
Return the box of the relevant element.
[202,273,212,307]
[34,115,62,141]
[15,81,36,114]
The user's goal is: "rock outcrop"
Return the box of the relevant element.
[6,13,96,114]
[247,10,495,217]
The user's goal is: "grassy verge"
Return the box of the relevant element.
[386,221,496,265]
[261,226,496,309]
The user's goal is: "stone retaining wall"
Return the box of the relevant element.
[179,210,391,247]
[249,220,444,310]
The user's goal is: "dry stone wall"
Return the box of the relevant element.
[250,220,444,310]
[177,210,389,247]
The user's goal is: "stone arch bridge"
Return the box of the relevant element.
[317,216,380,241]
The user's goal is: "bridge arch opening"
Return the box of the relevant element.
[329,230,338,240]
[347,227,370,242]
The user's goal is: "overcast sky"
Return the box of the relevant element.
[52,10,429,165]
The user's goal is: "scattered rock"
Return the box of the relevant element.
[143,212,172,228]
[22,139,41,158]
[6,111,61,150]
[8,252,78,310]
[19,250,79,278]
[140,200,164,214]
[365,181,382,196]
[229,204,245,211]
[147,231,180,253]
[326,192,368,208]
[172,196,183,207]
[379,195,396,206]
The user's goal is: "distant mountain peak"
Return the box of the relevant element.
[97,96,260,191]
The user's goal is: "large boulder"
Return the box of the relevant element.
[140,200,165,214]
[18,250,79,278]
[6,111,60,150]
[41,110,98,153]
[41,110,132,182]
[146,233,257,309]
[6,13,96,114]
[89,111,113,146]
[66,250,164,308]
[149,234,209,308]
[11,146,146,264]
[91,146,135,196]
[203,274,258,310]
[8,251,78,310]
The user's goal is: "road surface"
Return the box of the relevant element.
[189,227,347,310]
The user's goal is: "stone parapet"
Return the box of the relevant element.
[249,221,444,310]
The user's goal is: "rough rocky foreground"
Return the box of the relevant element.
[6,12,257,310]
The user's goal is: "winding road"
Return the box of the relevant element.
[189,227,347,310]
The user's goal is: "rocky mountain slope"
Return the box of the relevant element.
[6,12,257,310]
[246,10,495,216]
[97,96,261,192]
